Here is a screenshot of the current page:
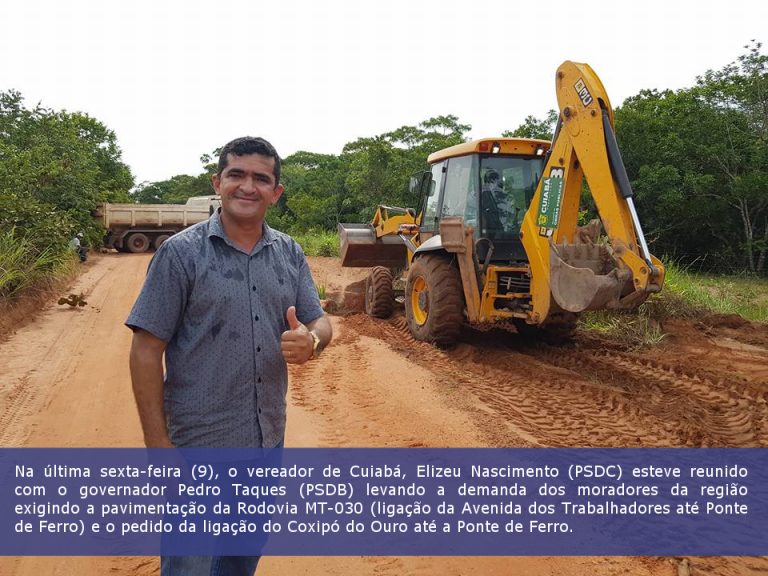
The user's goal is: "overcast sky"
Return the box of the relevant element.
[2,0,765,185]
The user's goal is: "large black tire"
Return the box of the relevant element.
[365,266,394,318]
[405,254,464,347]
[153,234,171,250]
[126,233,150,253]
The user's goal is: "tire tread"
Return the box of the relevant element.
[406,255,464,347]
[366,266,394,318]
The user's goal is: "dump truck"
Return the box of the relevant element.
[95,195,221,253]
[339,61,664,345]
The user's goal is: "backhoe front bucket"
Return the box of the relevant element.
[549,243,631,313]
[338,223,407,268]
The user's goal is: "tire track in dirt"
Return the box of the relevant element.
[288,319,481,449]
[292,259,767,576]
[695,338,768,384]
[282,308,677,576]
[289,326,377,446]
[346,315,548,447]
[659,317,768,386]
[0,376,33,447]
[345,314,674,447]
[0,258,121,447]
[335,308,768,576]
[341,312,767,450]
[687,555,768,576]
[0,321,78,447]
[0,254,159,576]
[527,345,764,447]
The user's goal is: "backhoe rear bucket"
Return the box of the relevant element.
[338,223,407,268]
[549,243,631,313]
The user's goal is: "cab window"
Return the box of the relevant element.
[421,161,445,231]
[441,155,478,223]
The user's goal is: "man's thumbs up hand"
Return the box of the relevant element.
[286,305,301,331]
[281,306,313,364]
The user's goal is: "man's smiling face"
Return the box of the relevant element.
[213,153,284,225]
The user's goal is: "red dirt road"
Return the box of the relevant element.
[1,253,766,575]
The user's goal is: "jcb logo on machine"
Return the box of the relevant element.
[538,168,564,237]
[574,78,593,107]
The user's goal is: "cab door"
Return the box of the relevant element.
[418,160,446,243]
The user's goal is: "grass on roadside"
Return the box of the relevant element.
[0,228,78,299]
[579,260,768,348]
[293,229,339,258]
[660,262,768,321]
[0,228,81,341]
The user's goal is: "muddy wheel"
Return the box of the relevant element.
[405,254,464,347]
[126,233,150,253]
[153,234,170,250]
[365,266,394,318]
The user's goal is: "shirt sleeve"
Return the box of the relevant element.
[125,242,190,342]
[294,244,325,326]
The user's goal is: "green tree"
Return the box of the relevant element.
[694,40,768,273]
[132,151,217,204]
[279,152,351,230]
[274,116,471,231]
[0,90,134,249]
[342,115,470,220]
[132,173,214,204]
[503,110,558,140]
[615,42,768,273]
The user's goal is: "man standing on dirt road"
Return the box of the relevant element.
[126,136,332,575]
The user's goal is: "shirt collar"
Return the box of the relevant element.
[207,207,227,240]
[207,208,277,248]
[261,220,276,245]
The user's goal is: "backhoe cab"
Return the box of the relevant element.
[339,61,665,346]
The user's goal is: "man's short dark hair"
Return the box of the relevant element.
[217,136,281,184]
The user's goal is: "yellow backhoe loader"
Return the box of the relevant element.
[339,61,665,345]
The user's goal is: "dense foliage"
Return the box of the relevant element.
[0,91,133,295]
[616,41,768,274]
[502,109,558,140]
[132,154,216,204]
[272,115,470,232]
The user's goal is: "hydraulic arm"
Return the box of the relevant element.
[520,61,665,324]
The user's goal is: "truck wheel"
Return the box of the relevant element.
[153,234,170,250]
[126,233,150,253]
[364,267,394,318]
[405,254,464,347]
